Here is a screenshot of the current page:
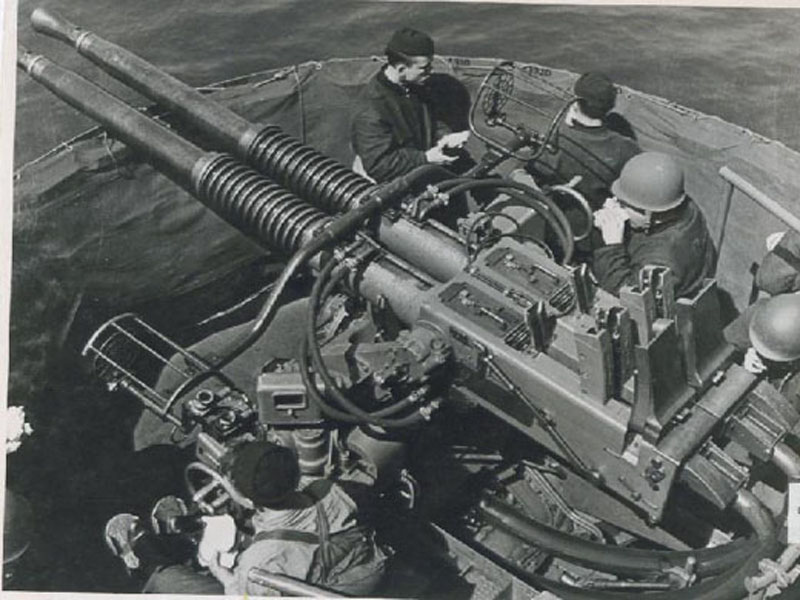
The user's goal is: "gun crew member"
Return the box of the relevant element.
[756,229,800,295]
[723,293,800,408]
[592,151,716,298]
[526,71,640,209]
[351,27,469,182]
[105,441,387,596]
[204,441,387,596]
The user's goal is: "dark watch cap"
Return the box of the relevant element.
[574,72,617,116]
[228,441,299,507]
[386,27,434,57]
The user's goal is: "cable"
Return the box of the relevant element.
[479,494,755,578]
[298,336,417,423]
[436,178,575,263]
[480,489,780,600]
[303,257,427,428]
[463,211,521,260]
[209,189,390,370]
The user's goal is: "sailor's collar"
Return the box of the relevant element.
[566,119,609,134]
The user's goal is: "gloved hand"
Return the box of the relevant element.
[197,514,237,568]
[743,347,767,375]
[594,197,629,245]
[425,144,457,165]
[197,515,239,592]
[437,130,470,149]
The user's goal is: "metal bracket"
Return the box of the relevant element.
[681,441,748,509]
[639,266,676,320]
[725,379,799,461]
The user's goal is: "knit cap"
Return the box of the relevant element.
[228,441,299,507]
[574,72,617,117]
[386,27,434,57]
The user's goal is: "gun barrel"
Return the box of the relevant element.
[31,7,368,213]
[31,7,251,152]
[18,46,202,184]
[20,48,432,322]
[18,48,332,254]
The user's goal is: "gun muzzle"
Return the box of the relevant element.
[30,7,84,46]
[17,46,200,182]
[31,7,251,152]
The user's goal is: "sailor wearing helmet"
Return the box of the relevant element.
[724,293,800,406]
[755,229,800,295]
[591,151,717,298]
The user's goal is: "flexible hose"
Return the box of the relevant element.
[437,178,575,263]
[739,445,800,597]
[734,488,777,541]
[511,535,778,600]
[303,257,426,428]
[212,241,318,370]
[298,263,418,422]
[479,489,779,600]
[490,187,571,258]
[211,192,387,369]
[467,190,568,262]
[772,442,800,480]
[299,336,418,423]
[478,494,754,578]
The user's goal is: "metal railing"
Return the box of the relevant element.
[716,165,800,253]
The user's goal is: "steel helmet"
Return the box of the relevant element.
[749,294,800,362]
[611,152,686,212]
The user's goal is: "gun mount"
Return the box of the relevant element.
[19,9,800,599]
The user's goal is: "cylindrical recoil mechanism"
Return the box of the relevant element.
[192,154,330,253]
[243,125,373,213]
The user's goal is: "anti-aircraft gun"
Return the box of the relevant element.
[18,8,800,599]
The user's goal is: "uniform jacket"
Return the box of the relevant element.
[592,197,716,298]
[756,230,800,295]
[351,68,442,182]
[231,479,358,594]
[528,120,640,209]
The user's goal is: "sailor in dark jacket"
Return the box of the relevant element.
[527,72,640,209]
[724,294,800,404]
[351,28,463,183]
[756,229,800,295]
[592,152,716,298]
